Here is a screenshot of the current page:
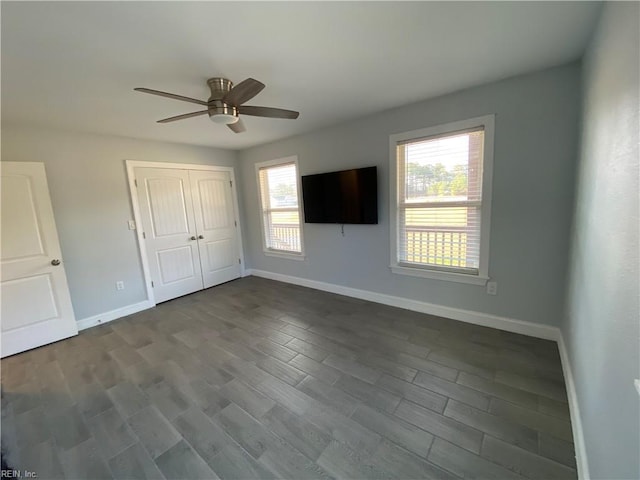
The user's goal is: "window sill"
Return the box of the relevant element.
[390,265,489,285]
[264,250,306,261]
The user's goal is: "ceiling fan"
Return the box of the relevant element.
[134,77,299,133]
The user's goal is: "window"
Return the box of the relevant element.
[390,115,494,284]
[256,156,304,258]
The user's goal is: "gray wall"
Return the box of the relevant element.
[239,63,581,326]
[563,3,640,479]
[1,125,238,320]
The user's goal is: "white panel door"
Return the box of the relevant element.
[1,162,77,358]
[135,168,203,303]
[190,170,241,288]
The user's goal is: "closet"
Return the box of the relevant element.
[134,166,241,304]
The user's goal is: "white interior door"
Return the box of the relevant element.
[190,170,241,288]
[135,168,203,303]
[1,162,78,358]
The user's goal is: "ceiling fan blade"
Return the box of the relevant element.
[157,110,208,123]
[239,105,299,119]
[222,78,265,106]
[134,88,208,106]
[228,118,246,133]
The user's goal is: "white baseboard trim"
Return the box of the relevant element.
[247,269,559,341]
[557,333,590,479]
[76,300,154,331]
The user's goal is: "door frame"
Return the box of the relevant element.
[125,160,246,306]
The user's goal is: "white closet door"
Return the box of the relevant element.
[190,170,241,288]
[135,168,203,303]
[1,162,77,357]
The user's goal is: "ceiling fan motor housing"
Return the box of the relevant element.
[207,78,238,123]
[207,78,233,99]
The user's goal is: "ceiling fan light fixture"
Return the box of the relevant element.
[208,101,239,124]
[209,113,239,125]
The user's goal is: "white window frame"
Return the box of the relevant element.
[255,156,305,260]
[389,115,495,285]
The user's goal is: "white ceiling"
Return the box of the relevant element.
[1,2,601,150]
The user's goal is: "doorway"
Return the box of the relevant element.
[127,162,244,304]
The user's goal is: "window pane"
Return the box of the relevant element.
[404,205,473,227]
[266,164,298,208]
[258,160,303,254]
[397,127,485,273]
[402,130,484,203]
[267,211,301,252]
[400,206,480,270]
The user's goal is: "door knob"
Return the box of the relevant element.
[189,236,197,241]
[51,259,61,266]
[198,235,204,239]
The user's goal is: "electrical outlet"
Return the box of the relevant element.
[635,379,640,396]
[116,281,124,290]
[127,220,136,230]
[486,281,498,295]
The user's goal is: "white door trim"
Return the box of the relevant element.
[125,160,246,306]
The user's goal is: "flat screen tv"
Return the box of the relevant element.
[301,166,378,224]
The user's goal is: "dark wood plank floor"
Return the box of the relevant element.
[1,276,576,479]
